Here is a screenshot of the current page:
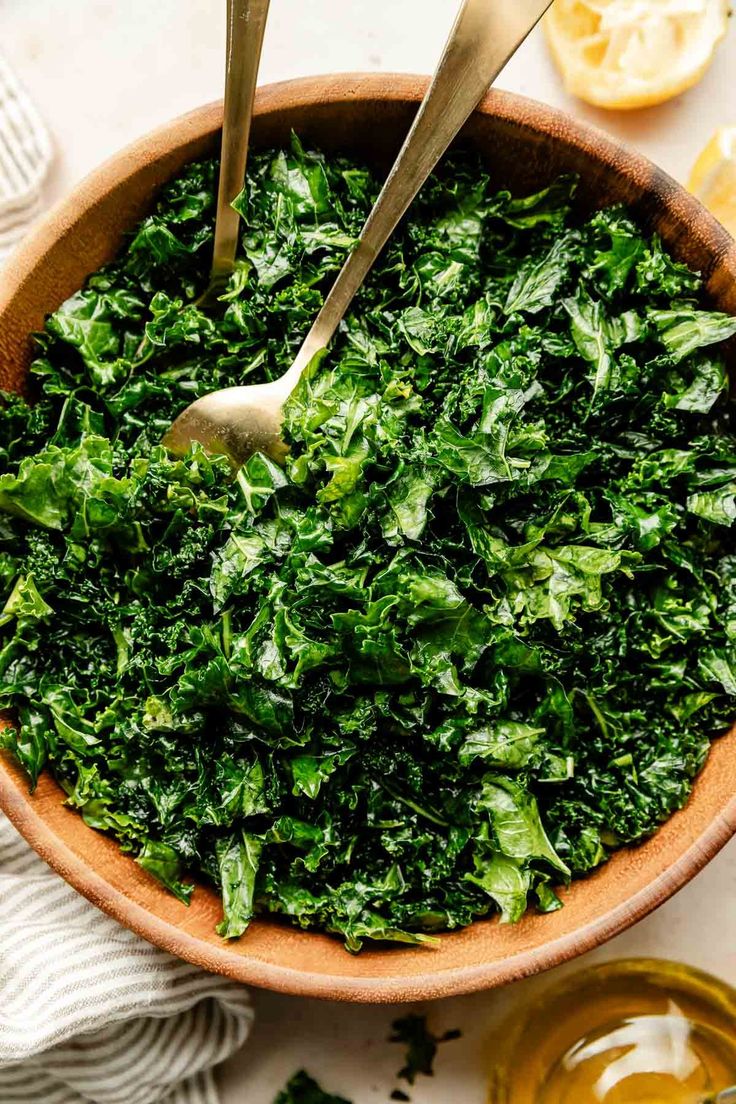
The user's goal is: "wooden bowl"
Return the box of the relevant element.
[1,74,735,1003]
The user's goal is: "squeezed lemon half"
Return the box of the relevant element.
[689,126,736,239]
[545,0,729,110]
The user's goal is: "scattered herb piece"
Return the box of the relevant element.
[273,1071,351,1104]
[1,137,735,949]
[390,1014,462,1085]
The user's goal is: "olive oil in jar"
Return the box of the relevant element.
[490,960,736,1104]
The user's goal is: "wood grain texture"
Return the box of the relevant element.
[1,74,735,1003]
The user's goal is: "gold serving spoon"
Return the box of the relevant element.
[198,0,270,308]
[165,0,554,466]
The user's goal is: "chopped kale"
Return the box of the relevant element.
[1,135,735,949]
[390,1014,461,1085]
[274,1071,350,1104]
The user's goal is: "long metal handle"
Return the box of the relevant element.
[284,0,553,385]
[210,0,270,286]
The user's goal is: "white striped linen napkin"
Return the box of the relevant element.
[0,815,254,1104]
[0,53,53,258]
[0,54,254,1104]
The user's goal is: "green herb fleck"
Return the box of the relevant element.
[273,1072,351,1104]
[390,1014,462,1084]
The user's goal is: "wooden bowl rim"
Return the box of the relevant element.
[1,73,735,1003]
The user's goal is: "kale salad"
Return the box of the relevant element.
[1,137,735,950]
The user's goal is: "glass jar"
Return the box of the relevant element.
[489,959,736,1104]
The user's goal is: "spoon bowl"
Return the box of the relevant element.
[164,381,290,465]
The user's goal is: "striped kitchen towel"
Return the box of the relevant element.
[0,51,53,259]
[0,814,254,1104]
[0,53,254,1104]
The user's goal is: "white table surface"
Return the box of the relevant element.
[2,3,735,1101]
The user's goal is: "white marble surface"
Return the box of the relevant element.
[1,2,735,1101]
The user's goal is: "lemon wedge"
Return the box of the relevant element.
[689,127,736,238]
[545,0,729,110]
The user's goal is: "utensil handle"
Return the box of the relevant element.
[284,0,553,386]
[211,0,270,285]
